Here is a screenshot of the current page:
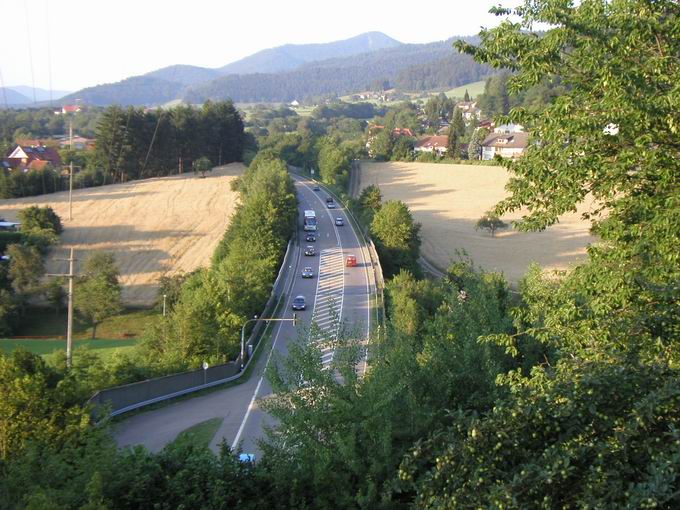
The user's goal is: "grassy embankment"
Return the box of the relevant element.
[0,308,154,358]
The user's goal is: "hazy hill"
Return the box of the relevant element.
[63,33,491,106]
[62,76,184,106]
[144,65,222,87]
[0,88,32,105]
[218,31,402,75]
[1,86,71,105]
[184,38,492,103]
[12,86,71,102]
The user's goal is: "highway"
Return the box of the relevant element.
[113,175,374,456]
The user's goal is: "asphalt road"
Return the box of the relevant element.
[112,176,373,457]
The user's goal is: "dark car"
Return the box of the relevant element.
[304,245,316,256]
[292,295,306,310]
[313,185,320,191]
[335,217,344,226]
[305,233,316,242]
[301,266,314,278]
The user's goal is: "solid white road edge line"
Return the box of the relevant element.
[230,231,302,451]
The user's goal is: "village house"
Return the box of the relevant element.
[414,135,448,157]
[57,135,95,151]
[3,143,62,171]
[54,104,82,115]
[481,131,529,160]
[365,124,416,156]
[456,100,482,123]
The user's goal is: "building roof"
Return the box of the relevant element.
[415,135,449,150]
[392,127,415,137]
[481,132,529,149]
[6,144,62,169]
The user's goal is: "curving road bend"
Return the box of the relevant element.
[112,175,374,457]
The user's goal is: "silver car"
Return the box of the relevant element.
[301,266,314,278]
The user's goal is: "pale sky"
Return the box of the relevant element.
[1,0,518,92]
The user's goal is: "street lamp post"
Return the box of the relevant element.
[240,313,298,370]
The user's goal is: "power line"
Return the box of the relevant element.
[0,68,8,109]
[45,0,53,106]
[23,0,37,104]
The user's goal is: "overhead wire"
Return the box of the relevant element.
[23,0,37,104]
[45,0,53,106]
[0,68,8,109]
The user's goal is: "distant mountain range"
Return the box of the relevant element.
[0,86,71,105]
[54,32,491,106]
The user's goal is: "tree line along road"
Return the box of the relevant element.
[112,176,375,457]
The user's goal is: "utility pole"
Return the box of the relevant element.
[47,248,77,368]
[69,119,73,221]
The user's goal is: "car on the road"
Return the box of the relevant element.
[345,254,357,267]
[301,266,314,278]
[292,295,306,310]
[335,217,344,226]
[304,245,316,256]
[305,233,316,242]
[313,185,320,191]
[326,197,336,209]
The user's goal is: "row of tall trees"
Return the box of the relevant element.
[477,71,568,117]
[93,101,244,183]
[141,153,297,368]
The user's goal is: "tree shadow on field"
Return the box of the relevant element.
[359,162,597,284]
[0,191,154,219]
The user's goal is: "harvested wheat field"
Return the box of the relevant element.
[357,161,597,284]
[0,164,245,306]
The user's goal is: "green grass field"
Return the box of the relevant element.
[15,308,156,339]
[0,308,153,358]
[444,80,486,100]
[0,338,139,358]
[170,417,224,450]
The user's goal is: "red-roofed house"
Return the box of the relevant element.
[366,124,416,156]
[4,144,62,171]
[414,135,449,156]
[55,105,82,115]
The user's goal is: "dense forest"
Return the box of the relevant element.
[92,100,244,183]
[184,41,492,103]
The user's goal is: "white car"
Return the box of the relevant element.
[335,217,344,226]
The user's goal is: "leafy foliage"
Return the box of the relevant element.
[475,212,508,237]
[74,252,123,339]
[144,154,296,366]
[399,360,680,509]
[370,200,422,278]
[18,206,63,235]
